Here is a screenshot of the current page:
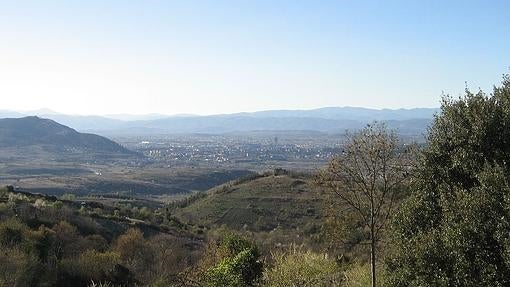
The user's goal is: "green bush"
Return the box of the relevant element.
[204,233,262,287]
[221,233,257,257]
[205,256,245,287]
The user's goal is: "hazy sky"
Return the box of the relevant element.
[1,1,509,115]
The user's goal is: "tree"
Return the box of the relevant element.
[317,123,411,287]
[58,250,135,286]
[387,75,510,286]
[113,228,153,280]
[52,221,82,259]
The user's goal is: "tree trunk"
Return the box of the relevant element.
[370,198,377,287]
[371,236,376,287]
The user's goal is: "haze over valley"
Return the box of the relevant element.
[0,106,437,135]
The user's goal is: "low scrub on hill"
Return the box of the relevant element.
[0,189,201,286]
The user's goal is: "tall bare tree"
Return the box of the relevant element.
[316,123,412,287]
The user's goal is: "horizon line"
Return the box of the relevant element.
[2,105,441,119]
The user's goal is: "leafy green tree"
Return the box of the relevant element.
[388,75,510,286]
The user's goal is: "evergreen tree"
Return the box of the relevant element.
[388,75,510,286]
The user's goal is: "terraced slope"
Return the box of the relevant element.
[174,174,325,248]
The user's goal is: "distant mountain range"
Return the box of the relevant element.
[0,116,139,162]
[0,107,439,136]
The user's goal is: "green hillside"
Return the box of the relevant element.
[173,173,325,249]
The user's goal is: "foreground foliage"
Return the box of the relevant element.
[388,75,510,286]
[0,189,199,287]
[8,75,510,286]
[263,245,343,287]
[203,233,263,287]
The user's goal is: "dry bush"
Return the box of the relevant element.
[263,245,343,287]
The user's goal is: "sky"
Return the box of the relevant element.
[1,0,509,116]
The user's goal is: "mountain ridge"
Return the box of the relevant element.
[0,107,438,135]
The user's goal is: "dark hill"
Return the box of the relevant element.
[0,116,139,161]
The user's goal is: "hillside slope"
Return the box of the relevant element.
[0,116,139,161]
[173,173,325,249]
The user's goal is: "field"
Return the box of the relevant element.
[0,162,255,198]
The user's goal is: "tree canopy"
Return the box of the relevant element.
[388,75,510,286]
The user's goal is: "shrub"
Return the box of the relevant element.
[24,226,54,262]
[0,186,8,198]
[205,258,245,287]
[0,247,34,286]
[75,251,121,279]
[113,228,153,280]
[0,249,54,286]
[263,246,343,287]
[204,233,263,287]
[206,248,261,287]
[0,218,27,247]
[59,250,134,287]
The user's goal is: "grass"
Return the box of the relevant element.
[343,264,388,287]
[263,245,344,287]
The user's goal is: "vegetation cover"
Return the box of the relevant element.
[3,75,510,286]
[0,186,201,287]
[388,75,510,286]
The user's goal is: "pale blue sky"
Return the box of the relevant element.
[1,0,509,115]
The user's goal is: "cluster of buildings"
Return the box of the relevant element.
[131,135,342,168]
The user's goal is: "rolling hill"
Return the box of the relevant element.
[172,172,326,250]
[0,116,139,162]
